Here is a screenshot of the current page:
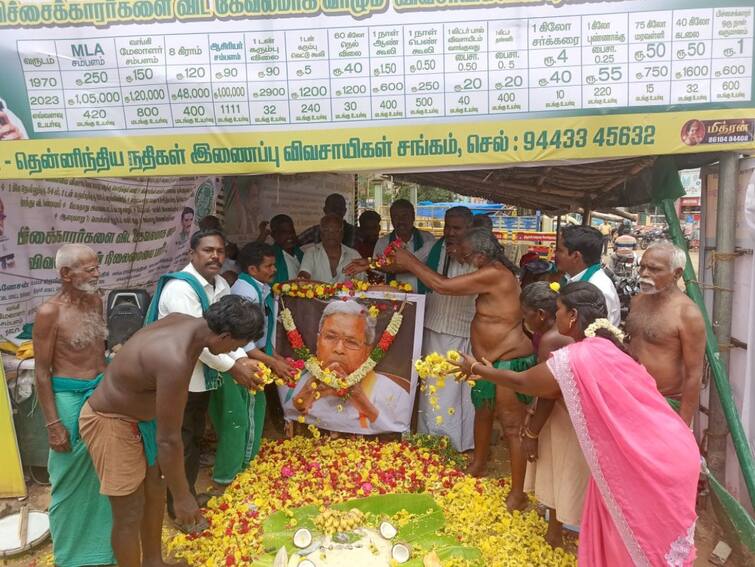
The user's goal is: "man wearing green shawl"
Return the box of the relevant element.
[269,214,304,284]
[33,243,115,566]
[212,242,297,483]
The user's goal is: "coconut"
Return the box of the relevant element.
[379,521,397,540]
[286,552,300,567]
[298,560,316,567]
[293,527,313,548]
[272,546,288,567]
[392,543,411,563]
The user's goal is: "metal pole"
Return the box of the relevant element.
[708,153,738,483]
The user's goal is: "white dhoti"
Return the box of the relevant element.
[418,328,475,452]
[524,400,590,526]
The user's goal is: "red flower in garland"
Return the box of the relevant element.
[377,332,395,351]
[287,330,304,349]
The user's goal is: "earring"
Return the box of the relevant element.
[569,319,575,330]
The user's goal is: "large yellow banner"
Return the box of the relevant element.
[1,108,753,179]
[0,0,753,177]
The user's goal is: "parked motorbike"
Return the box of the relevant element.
[604,261,639,323]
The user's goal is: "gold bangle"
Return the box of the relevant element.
[470,361,480,376]
[522,426,539,440]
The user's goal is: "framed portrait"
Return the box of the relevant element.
[274,291,425,435]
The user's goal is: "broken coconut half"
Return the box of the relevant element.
[298,560,316,567]
[379,521,398,540]
[391,543,411,563]
[293,528,313,549]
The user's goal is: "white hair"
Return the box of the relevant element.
[647,241,687,271]
[55,244,96,272]
[318,300,376,344]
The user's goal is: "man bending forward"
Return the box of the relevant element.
[80,296,264,567]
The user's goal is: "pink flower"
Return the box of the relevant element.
[281,465,294,478]
[361,482,373,495]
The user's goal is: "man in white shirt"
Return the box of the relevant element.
[151,229,261,512]
[298,214,363,284]
[419,206,477,451]
[371,199,436,291]
[555,226,621,326]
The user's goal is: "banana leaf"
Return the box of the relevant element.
[260,493,480,565]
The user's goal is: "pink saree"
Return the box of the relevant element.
[547,338,699,566]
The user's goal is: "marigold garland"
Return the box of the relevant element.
[415,351,475,417]
[272,278,413,299]
[280,304,404,392]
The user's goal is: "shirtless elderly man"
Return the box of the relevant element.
[626,241,705,425]
[34,243,115,567]
[393,227,534,510]
[79,295,264,566]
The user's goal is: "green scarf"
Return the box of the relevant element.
[273,244,304,283]
[561,263,602,287]
[144,271,220,391]
[237,272,275,355]
[419,237,446,294]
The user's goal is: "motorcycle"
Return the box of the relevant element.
[604,258,639,323]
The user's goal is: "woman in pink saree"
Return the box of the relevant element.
[455,281,700,566]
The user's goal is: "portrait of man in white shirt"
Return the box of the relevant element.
[281,300,411,434]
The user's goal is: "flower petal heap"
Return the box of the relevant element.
[166,437,575,566]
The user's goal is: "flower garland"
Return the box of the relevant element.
[280,304,404,394]
[584,317,625,342]
[272,278,413,299]
[368,237,404,270]
[414,351,474,425]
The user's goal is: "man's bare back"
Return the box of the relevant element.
[88,313,205,421]
[627,291,699,396]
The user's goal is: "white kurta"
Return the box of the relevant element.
[417,249,476,452]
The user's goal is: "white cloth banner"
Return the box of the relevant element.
[0,176,219,339]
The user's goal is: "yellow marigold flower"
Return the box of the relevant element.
[306,290,315,299]
[435,415,444,425]
[446,350,461,362]
[368,305,380,319]
[448,407,456,415]
[297,415,306,423]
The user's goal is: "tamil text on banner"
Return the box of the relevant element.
[275,292,425,435]
[0,0,753,178]
[0,176,219,339]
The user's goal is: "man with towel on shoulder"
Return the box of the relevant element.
[33,243,115,567]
